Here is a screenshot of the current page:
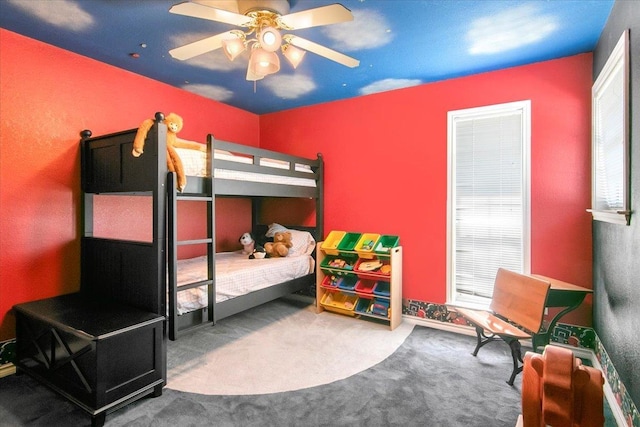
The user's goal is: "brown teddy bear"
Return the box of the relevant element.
[264,231,293,257]
[132,112,205,192]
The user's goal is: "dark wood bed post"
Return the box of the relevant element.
[316,152,324,242]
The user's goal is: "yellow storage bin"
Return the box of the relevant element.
[320,292,358,317]
[321,230,347,255]
[355,233,380,259]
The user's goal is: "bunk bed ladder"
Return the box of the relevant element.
[167,172,215,341]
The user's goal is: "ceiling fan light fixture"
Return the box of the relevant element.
[222,36,246,61]
[282,44,305,68]
[258,26,282,52]
[249,47,280,76]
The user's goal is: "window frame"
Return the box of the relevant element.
[589,29,631,226]
[446,100,532,309]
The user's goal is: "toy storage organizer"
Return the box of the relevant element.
[316,231,402,330]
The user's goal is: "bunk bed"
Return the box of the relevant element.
[81,113,324,341]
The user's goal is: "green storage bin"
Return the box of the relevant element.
[374,235,400,255]
[337,232,362,252]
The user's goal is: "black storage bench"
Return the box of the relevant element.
[14,293,165,427]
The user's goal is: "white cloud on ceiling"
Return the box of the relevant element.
[170,34,248,71]
[359,78,422,96]
[321,9,393,52]
[7,0,94,31]
[182,83,234,102]
[262,74,317,99]
[467,4,558,55]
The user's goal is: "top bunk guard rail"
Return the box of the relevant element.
[206,135,323,199]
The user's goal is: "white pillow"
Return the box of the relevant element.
[288,230,316,256]
[265,223,288,237]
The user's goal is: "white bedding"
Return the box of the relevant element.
[175,251,314,314]
[176,147,317,188]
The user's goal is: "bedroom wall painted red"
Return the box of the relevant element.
[0,29,258,340]
[260,53,594,325]
[0,29,593,341]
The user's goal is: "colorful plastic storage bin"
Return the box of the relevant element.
[336,232,362,252]
[355,298,373,315]
[354,258,391,280]
[321,275,343,289]
[355,233,380,259]
[373,281,391,297]
[320,254,357,272]
[321,230,346,255]
[354,279,376,295]
[320,292,358,316]
[374,235,400,255]
[370,298,390,317]
[337,275,358,291]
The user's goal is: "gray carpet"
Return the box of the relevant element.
[0,298,523,426]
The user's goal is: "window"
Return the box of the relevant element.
[589,29,630,225]
[447,101,531,308]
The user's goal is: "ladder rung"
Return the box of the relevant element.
[177,239,212,246]
[175,279,213,291]
[177,195,212,201]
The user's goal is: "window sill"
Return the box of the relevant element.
[587,209,631,226]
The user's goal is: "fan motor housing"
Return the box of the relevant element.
[238,0,290,16]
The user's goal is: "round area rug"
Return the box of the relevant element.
[166,300,414,395]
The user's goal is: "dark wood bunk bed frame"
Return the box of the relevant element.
[82,113,324,341]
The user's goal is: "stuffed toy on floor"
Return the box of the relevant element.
[132,112,205,192]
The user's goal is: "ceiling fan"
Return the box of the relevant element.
[168,0,360,81]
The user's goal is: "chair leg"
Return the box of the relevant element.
[506,339,523,386]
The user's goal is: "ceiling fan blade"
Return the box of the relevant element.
[192,0,240,14]
[169,31,236,60]
[288,36,359,68]
[169,1,251,27]
[280,4,353,30]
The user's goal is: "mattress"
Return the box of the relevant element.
[175,251,315,314]
[176,147,317,188]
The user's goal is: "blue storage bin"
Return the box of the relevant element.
[373,281,391,297]
[371,299,390,317]
[355,298,373,314]
[337,275,358,291]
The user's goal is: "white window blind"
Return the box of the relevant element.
[590,29,630,225]
[447,101,531,307]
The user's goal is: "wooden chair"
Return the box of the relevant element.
[454,268,551,385]
[517,345,604,426]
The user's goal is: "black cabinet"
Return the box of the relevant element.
[14,293,165,427]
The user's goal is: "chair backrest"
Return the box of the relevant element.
[490,268,551,333]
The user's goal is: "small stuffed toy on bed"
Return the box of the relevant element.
[249,246,267,259]
[239,232,255,255]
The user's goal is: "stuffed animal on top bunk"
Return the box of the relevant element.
[131,112,205,192]
[264,231,293,258]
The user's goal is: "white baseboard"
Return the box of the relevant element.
[402,314,626,427]
[402,314,477,336]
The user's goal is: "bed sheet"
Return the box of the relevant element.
[175,251,314,314]
[176,147,317,187]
